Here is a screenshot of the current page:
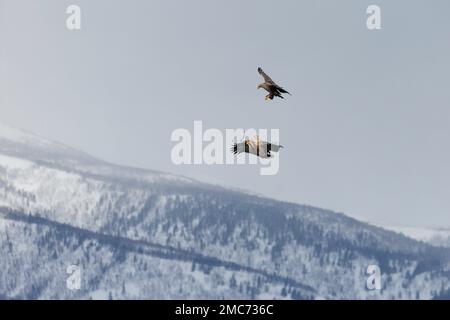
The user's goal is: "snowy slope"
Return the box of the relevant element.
[376,224,450,248]
[0,124,197,186]
[0,123,449,300]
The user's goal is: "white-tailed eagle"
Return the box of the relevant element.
[231,136,283,158]
[257,67,291,101]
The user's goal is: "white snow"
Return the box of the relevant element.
[0,123,54,147]
[370,222,450,248]
[0,154,33,170]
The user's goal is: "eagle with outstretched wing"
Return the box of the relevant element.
[231,136,283,158]
[257,67,291,101]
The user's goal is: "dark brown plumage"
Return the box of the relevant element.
[257,67,291,101]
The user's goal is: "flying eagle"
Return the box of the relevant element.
[257,67,291,101]
[231,136,283,158]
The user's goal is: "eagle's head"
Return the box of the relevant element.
[257,84,263,90]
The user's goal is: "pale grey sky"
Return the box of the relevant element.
[1,0,450,227]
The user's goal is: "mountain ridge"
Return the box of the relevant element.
[1,123,449,299]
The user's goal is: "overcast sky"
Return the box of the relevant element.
[1,0,450,227]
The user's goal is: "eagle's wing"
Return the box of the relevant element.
[231,142,246,155]
[260,141,283,152]
[258,67,276,85]
[269,143,283,152]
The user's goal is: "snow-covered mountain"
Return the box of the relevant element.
[0,124,449,299]
[376,224,450,249]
